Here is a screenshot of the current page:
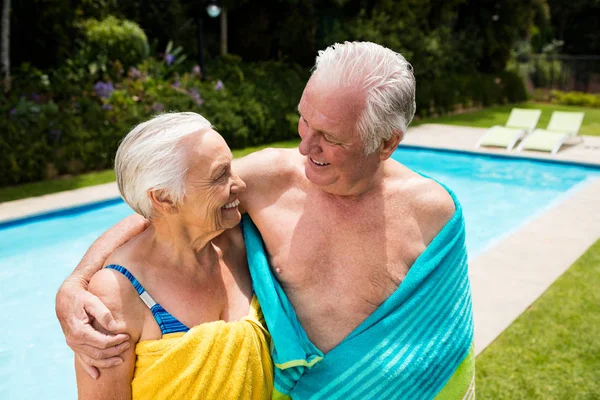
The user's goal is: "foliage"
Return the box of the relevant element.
[547,0,600,55]
[0,95,53,185]
[454,0,546,73]
[10,0,79,69]
[81,16,150,70]
[321,0,471,80]
[0,139,302,203]
[533,90,600,108]
[0,57,307,187]
[415,72,528,119]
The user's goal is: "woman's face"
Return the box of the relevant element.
[176,129,246,233]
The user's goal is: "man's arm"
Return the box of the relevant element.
[233,148,297,214]
[55,213,148,379]
[75,269,141,399]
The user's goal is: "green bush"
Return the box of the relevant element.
[0,56,308,187]
[82,16,149,69]
[550,91,600,108]
[1,57,526,188]
[415,71,528,118]
[0,96,54,185]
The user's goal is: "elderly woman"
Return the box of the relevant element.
[74,112,273,399]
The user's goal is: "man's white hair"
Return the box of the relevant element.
[312,41,416,155]
[115,112,212,219]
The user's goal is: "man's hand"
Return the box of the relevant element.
[54,214,148,378]
[56,279,130,379]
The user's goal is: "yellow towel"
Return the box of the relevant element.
[132,296,273,400]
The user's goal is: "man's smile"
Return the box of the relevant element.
[310,157,330,166]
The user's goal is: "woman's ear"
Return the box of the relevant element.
[148,189,178,215]
[379,130,403,161]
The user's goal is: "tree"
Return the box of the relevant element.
[547,0,600,54]
[454,0,546,73]
[1,0,9,91]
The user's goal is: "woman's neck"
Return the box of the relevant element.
[140,220,226,276]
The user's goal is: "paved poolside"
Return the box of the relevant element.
[403,124,600,354]
[1,123,599,356]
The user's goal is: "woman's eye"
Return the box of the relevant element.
[215,171,227,181]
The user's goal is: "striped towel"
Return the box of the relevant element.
[242,186,475,400]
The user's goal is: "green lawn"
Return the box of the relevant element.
[475,239,600,399]
[1,101,597,203]
[413,102,600,137]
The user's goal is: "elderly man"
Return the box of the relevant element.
[57,42,474,399]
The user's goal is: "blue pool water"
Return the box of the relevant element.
[1,147,599,399]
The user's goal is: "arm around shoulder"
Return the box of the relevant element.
[233,148,298,211]
[75,268,142,400]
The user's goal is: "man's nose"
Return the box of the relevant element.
[299,128,318,156]
[231,174,246,192]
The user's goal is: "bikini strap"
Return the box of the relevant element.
[104,264,189,334]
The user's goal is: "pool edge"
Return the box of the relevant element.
[398,144,600,170]
[0,197,124,229]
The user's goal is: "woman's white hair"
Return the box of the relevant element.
[115,112,212,219]
[312,41,416,155]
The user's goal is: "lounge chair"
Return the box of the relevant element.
[516,111,585,155]
[476,108,542,151]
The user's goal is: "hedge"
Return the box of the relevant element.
[0,62,526,187]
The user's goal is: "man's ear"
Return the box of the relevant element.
[148,189,177,215]
[379,130,403,160]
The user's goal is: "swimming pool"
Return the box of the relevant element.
[1,147,599,399]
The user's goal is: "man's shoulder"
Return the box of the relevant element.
[239,147,302,172]
[388,169,456,244]
[235,147,303,188]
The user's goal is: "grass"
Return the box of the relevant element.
[475,239,600,399]
[0,169,118,203]
[1,101,597,203]
[413,102,600,137]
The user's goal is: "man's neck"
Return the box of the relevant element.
[314,161,388,200]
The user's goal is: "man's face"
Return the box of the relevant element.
[297,78,379,195]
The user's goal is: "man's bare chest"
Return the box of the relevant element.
[252,201,424,293]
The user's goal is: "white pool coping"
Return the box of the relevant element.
[1,123,599,356]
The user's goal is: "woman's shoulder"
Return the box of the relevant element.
[91,250,147,339]
[89,267,142,316]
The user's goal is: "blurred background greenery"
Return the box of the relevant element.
[1,0,599,187]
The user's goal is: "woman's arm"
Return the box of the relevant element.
[74,268,143,399]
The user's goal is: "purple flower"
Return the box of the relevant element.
[165,54,175,66]
[94,81,114,99]
[214,80,224,91]
[152,103,165,112]
[189,88,204,106]
[102,103,113,111]
[128,67,142,79]
[192,65,201,75]
[9,108,17,117]
[30,93,41,103]
[172,80,181,88]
